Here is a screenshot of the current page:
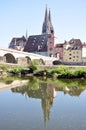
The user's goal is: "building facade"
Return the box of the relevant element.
[54,43,63,60]
[9,36,27,51]
[63,39,82,65]
[82,42,86,65]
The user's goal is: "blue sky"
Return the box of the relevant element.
[0,0,86,48]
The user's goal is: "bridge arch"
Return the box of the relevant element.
[4,53,16,63]
[39,58,45,65]
[53,60,61,65]
[25,56,31,64]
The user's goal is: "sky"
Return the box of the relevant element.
[0,0,86,48]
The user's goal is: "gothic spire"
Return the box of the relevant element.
[49,9,51,23]
[49,9,54,34]
[42,6,54,35]
[45,5,48,22]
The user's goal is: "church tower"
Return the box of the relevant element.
[42,7,55,57]
[42,6,54,35]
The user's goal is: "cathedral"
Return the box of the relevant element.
[8,7,84,64]
[9,7,55,57]
[24,7,55,57]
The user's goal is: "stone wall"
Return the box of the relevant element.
[16,57,28,67]
[0,56,6,63]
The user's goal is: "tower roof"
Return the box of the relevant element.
[45,6,48,22]
[49,9,51,23]
[42,6,54,35]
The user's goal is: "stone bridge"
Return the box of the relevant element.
[0,48,59,66]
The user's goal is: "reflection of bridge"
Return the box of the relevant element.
[0,48,58,65]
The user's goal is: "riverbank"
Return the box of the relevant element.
[0,63,86,79]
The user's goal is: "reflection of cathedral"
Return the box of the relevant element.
[11,81,57,126]
[11,78,85,126]
[41,83,57,127]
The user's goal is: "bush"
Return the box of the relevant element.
[57,68,86,79]
[29,59,39,73]
[74,68,86,78]
[8,68,25,75]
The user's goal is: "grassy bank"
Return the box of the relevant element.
[34,65,86,79]
[1,62,86,79]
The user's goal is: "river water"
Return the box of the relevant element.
[0,77,86,130]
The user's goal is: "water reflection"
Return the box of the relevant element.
[11,77,86,126]
[11,81,57,126]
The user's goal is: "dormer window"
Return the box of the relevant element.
[34,37,36,40]
[32,43,34,46]
[41,39,44,42]
[38,45,41,50]
[33,40,35,43]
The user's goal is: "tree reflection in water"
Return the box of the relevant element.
[11,77,86,126]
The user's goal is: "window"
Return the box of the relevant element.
[49,53,53,57]
[50,41,52,44]
[34,37,36,40]
[32,43,34,46]
[38,45,41,50]
[56,48,59,51]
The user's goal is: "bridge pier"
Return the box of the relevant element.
[16,57,28,67]
[0,56,6,63]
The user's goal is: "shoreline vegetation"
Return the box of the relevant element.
[0,60,86,79]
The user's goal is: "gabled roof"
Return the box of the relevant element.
[11,36,26,43]
[65,39,82,50]
[55,43,63,48]
[9,36,26,49]
[24,34,51,52]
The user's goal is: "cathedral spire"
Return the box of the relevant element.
[42,6,54,35]
[49,9,54,35]
[45,5,48,22]
[49,9,51,23]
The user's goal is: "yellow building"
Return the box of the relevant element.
[63,39,82,65]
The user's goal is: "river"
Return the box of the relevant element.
[0,76,86,130]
